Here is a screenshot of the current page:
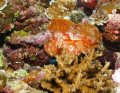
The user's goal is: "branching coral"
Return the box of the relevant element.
[39,49,113,93]
[89,10,109,26]
[44,18,102,56]
[45,0,77,19]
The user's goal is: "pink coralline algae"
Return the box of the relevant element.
[115,58,120,69]
[6,30,52,45]
[2,0,52,70]
[102,9,120,47]
[0,86,14,93]
[112,68,120,83]
[106,9,120,30]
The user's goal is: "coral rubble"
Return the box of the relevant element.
[39,49,113,93]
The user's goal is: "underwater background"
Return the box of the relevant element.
[0,0,120,93]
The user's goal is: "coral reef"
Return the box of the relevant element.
[3,30,52,70]
[45,18,102,56]
[9,0,49,34]
[89,3,120,26]
[0,69,47,93]
[3,44,52,70]
[103,9,120,43]
[2,0,53,70]
[39,49,113,93]
[5,30,52,45]
[45,0,77,19]
[90,2,120,50]
[0,0,120,92]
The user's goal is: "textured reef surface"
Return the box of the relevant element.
[0,0,120,93]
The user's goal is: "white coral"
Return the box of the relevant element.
[89,10,109,26]
[45,0,77,19]
[0,0,8,10]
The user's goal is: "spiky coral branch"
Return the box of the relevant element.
[39,49,113,93]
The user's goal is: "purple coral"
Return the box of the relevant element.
[98,50,117,69]
[3,44,52,70]
[8,0,49,33]
[4,45,51,70]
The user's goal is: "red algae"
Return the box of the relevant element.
[44,19,102,56]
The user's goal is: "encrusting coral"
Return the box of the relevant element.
[45,0,77,19]
[2,0,53,70]
[39,49,113,93]
[8,0,49,34]
[44,18,102,56]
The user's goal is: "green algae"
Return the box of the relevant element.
[14,30,28,37]
[0,53,3,67]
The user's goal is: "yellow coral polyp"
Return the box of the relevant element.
[0,0,7,10]
[44,19,102,56]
